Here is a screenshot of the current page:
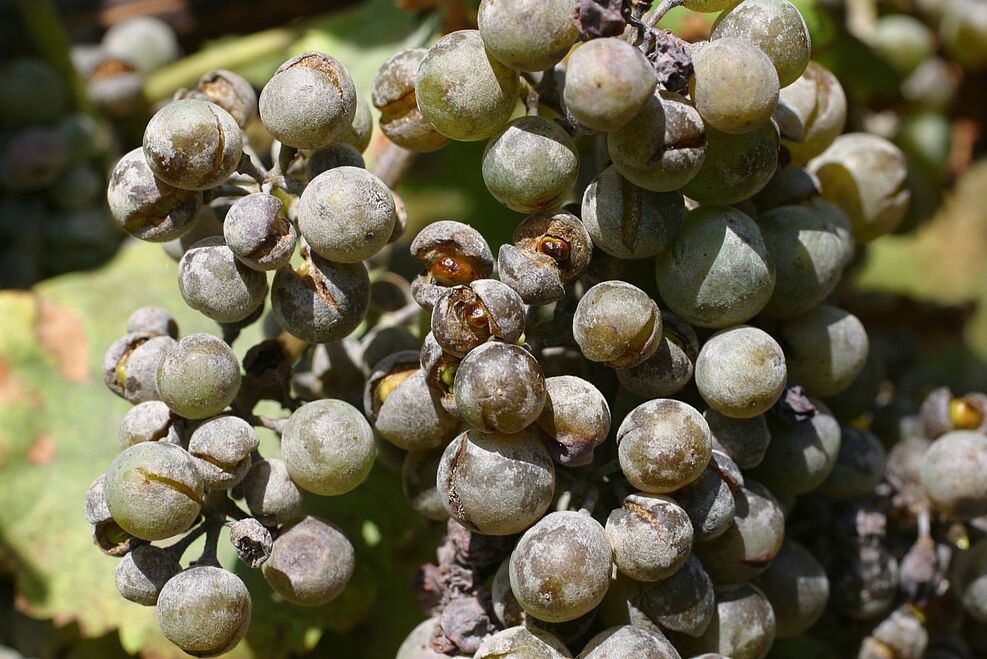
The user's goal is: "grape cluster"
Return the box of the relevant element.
[82,0,987,657]
[0,57,120,287]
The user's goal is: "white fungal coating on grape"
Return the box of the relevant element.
[712,0,811,87]
[606,493,693,582]
[691,39,780,134]
[474,626,572,659]
[921,430,987,519]
[695,327,787,419]
[565,38,657,133]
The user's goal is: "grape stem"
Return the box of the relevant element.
[372,141,416,190]
[646,0,683,29]
[164,523,208,561]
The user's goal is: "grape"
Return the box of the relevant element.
[241,458,303,526]
[711,0,811,87]
[779,62,847,165]
[921,430,987,518]
[867,15,936,76]
[617,312,699,399]
[178,237,268,323]
[675,583,776,659]
[474,626,571,659]
[396,618,450,659]
[780,305,869,398]
[681,122,780,206]
[564,38,657,132]
[608,91,706,192]
[655,207,774,328]
[114,545,181,606]
[416,30,519,142]
[750,400,841,497]
[431,279,525,357]
[758,204,853,318]
[373,48,448,153]
[402,447,449,522]
[704,410,771,470]
[573,281,661,368]
[477,0,580,72]
[510,511,612,623]
[103,16,180,74]
[963,575,987,624]
[410,220,494,310]
[581,166,685,261]
[187,416,259,490]
[617,399,712,494]
[941,1,987,70]
[224,193,297,272]
[809,133,910,243]
[262,516,354,606]
[156,567,251,657]
[753,539,828,638]
[537,375,611,467]
[156,333,241,420]
[818,426,887,501]
[436,428,555,535]
[606,493,693,582]
[694,481,785,583]
[281,399,376,496]
[193,69,257,129]
[690,39,779,134]
[673,451,741,542]
[482,116,579,214]
[117,400,178,449]
[103,332,176,404]
[577,625,681,659]
[695,326,787,419]
[104,442,203,541]
[453,342,546,434]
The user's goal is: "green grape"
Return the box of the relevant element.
[416,30,520,141]
[779,62,847,165]
[691,39,779,134]
[921,430,987,519]
[682,122,779,205]
[695,326,787,419]
[510,511,612,622]
[780,305,869,398]
[675,583,776,659]
[564,38,657,132]
[104,442,203,541]
[262,516,354,606]
[482,116,579,213]
[867,15,936,76]
[808,133,910,243]
[577,625,680,659]
[474,626,571,659]
[608,91,706,192]
[281,399,376,496]
[704,410,771,470]
[897,112,953,171]
[573,281,661,368]
[758,203,853,318]
[941,0,987,70]
[754,539,828,638]
[655,206,775,328]
[156,567,251,657]
[156,333,241,420]
[711,0,811,87]
[477,0,580,72]
[750,399,841,497]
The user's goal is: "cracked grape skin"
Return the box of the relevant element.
[187,415,259,490]
[178,236,268,323]
[430,279,525,358]
[573,280,661,368]
[103,332,177,404]
[223,192,297,272]
[142,99,243,191]
[155,566,252,657]
[695,326,787,420]
[262,515,355,606]
[536,375,611,467]
[104,441,203,541]
[281,399,376,496]
[509,511,613,623]
[655,207,775,329]
[155,333,241,420]
[435,428,555,536]
[617,399,712,494]
[415,30,520,142]
[606,493,693,582]
[482,116,579,214]
[117,400,178,449]
[372,48,448,153]
[608,90,706,193]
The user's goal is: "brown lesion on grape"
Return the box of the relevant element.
[137,467,203,506]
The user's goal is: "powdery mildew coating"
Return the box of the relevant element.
[431,279,525,357]
[262,515,354,606]
[473,625,572,659]
[126,305,178,338]
[752,399,842,496]
[102,332,176,403]
[298,166,397,263]
[117,400,175,449]
[691,39,779,134]
[780,62,847,164]
[104,441,203,541]
[241,458,302,526]
[679,583,776,659]
[224,193,297,271]
[582,166,685,261]
[695,326,787,419]
[143,99,243,191]
[436,428,555,535]
[617,398,712,493]
[107,148,202,242]
[608,91,706,192]
[565,38,657,132]
[573,280,661,367]
[617,311,699,399]
[510,511,613,622]
[187,415,260,490]
[754,539,829,638]
[673,451,740,542]
[809,133,910,242]
[477,0,579,72]
[780,304,868,397]
[270,251,370,343]
[704,409,771,469]
[482,116,579,213]
[178,236,268,323]
[606,493,693,582]
[712,0,811,86]
[695,481,786,584]
[372,48,448,153]
[537,375,611,467]
[921,430,987,519]
[281,399,376,496]
[156,566,251,656]
[156,333,241,420]
[453,342,547,434]
[114,545,180,605]
[415,30,520,142]
[656,207,775,329]
[577,624,680,659]
[681,122,780,206]
[259,52,357,149]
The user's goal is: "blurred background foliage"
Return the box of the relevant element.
[1,0,987,657]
